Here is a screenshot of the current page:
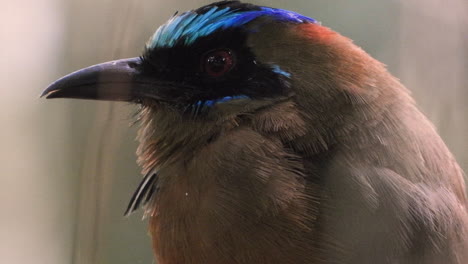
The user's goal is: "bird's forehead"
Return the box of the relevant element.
[147,5,316,49]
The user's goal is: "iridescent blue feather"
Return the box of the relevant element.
[148,6,316,49]
[194,95,249,108]
[271,65,292,78]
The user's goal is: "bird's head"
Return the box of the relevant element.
[42,0,399,170]
[42,1,316,107]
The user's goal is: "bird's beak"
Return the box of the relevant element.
[41,57,162,102]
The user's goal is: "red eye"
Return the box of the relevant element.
[202,49,234,77]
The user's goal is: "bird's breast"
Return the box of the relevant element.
[146,127,322,264]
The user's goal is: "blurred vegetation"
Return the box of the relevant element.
[1,0,466,264]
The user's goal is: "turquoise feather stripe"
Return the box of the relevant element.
[271,65,292,78]
[147,6,316,49]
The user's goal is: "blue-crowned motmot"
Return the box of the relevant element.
[42,1,467,263]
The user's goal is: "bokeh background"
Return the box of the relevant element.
[1,0,467,264]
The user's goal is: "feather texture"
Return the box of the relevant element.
[147,4,316,49]
[125,171,158,216]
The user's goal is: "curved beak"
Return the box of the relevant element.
[41,57,161,102]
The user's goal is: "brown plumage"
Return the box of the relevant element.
[42,2,467,263]
[132,22,467,264]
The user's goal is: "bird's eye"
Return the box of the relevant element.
[202,49,234,77]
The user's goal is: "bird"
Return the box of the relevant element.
[41,1,468,263]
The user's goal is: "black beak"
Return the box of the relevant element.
[41,57,165,102]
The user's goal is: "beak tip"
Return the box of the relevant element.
[40,83,60,99]
[39,90,50,99]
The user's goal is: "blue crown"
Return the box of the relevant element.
[147,5,316,49]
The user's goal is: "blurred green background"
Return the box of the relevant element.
[1,0,467,264]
